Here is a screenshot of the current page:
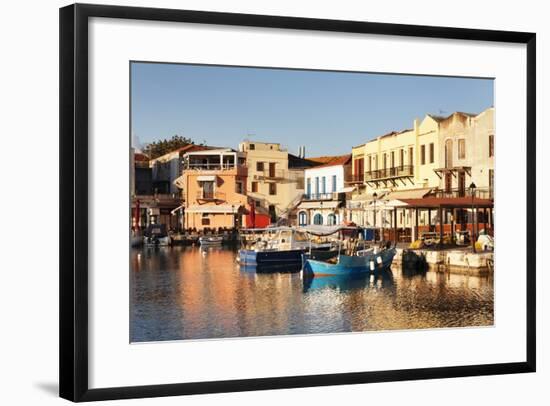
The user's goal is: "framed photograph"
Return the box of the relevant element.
[59,3,536,402]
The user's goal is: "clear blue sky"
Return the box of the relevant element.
[131,62,493,157]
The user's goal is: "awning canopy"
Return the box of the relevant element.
[185,204,240,214]
[383,188,432,200]
[298,224,362,236]
[340,186,356,193]
[297,201,341,210]
[197,175,216,182]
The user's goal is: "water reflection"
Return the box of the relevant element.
[130,246,493,342]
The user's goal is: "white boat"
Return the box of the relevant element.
[199,235,223,246]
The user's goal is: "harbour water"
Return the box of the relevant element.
[130,246,494,342]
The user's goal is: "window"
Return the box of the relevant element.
[489,169,494,198]
[249,144,255,150]
[327,213,337,225]
[251,181,258,193]
[367,156,371,172]
[202,181,214,199]
[269,183,277,195]
[201,214,210,226]
[236,181,243,194]
[313,213,323,225]
[321,176,326,194]
[332,175,337,192]
[420,145,426,165]
[383,153,387,170]
[489,134,494,157]
[390,151,395,168]
[458,139,466,159]
[269,162,276,177]
[429,143,434,164]
[409,147,414,166]
[400,149,404,170]
[315,177,320,195]
[256,161,264,171]
[374,155,378,171]
[298,211,308,226]
[306,178,311,197]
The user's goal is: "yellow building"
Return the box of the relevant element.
[177,148,249,230]
[347,107,494,238]
[347,114,442,228]
[238,141,309,223]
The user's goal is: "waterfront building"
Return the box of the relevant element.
[177,148,249,230]
[238,141,313,225]
[149,144,211,194]
[130,149,183,230]
[434,108,495,199]
[346,107,494,242]
[295,154,352,226]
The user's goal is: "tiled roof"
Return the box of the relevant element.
[306,154,352,168]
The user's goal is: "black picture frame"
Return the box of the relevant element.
[59,3,536,402]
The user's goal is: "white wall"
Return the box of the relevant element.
[305,165,345,195]
[0,1,547,406]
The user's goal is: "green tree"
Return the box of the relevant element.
[143,135,201,159]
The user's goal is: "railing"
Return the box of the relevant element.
[184,162,247,170]
[255,168,286,179]
[433,188,494,199]
[196,191,226,201]
[365,165,414,181]
[346,174,364,183]
[303,192,339,201]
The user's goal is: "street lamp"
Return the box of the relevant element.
[373,192,378,242]
[469,182,477,253]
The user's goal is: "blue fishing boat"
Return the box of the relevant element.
[304,247,397,276]
[238,227,311,271]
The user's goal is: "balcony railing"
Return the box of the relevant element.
[196,191,226,201]
[346,174,364,183]
[185,163,242,171]
[365,165,414,181]
[303,192,339,201]
[433,188,494,199]
[254,168,286,179]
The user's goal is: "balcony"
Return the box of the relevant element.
[433,187,494,200]
[365,165,414,181]
[196,191,227,202]
[254,168,286,180]
[303,192,342,201]
[183,163,247,177]
[346,174,364,184]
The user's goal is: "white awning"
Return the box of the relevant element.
[341,186,356,193]
[297,201,341,210]
[185,204,240,214]
[197,175,216,182]
[170,204,185,215]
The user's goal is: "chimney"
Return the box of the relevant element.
[302,146,306,158]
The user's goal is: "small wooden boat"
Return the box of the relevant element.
[304,247,396,276]
[199,235,223,246]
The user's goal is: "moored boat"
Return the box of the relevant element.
[143,224,171,246]
[238,227,310,271]
[304,247,397,276]
[199,235,223,246]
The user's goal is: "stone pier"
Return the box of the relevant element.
[394,248,494,275]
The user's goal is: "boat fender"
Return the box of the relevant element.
[376,256,382,265]
[369,261,375,271]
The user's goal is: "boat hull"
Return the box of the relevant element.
[238,249,304,272]
[304,248,396,276]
